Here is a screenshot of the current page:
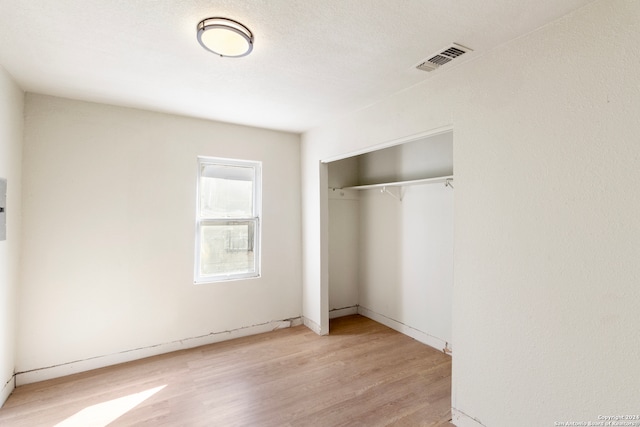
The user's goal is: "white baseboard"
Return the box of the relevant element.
[289,317,304,327]
[303,316,322,335]
[451,407,486,426]
[16,317,301,386]
[329,306,358,319]
[1,375,15,408]
[357,306,451,355]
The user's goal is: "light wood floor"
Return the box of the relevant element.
[0,315,453,426]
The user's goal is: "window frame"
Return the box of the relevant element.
[194,156,262,284]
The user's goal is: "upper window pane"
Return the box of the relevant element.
[200,164,254,218]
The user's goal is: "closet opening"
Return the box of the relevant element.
[325,130,454,354]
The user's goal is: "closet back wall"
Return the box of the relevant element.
[18,94,302,384]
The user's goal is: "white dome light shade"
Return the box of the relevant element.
[197,18,253,57]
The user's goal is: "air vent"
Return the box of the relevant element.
[416,43,473,72]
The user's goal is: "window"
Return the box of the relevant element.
[195,157,261,283]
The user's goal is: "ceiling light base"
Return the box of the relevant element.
[197,17,254,58]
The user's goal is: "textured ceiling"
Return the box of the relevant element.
[0,0,594,133]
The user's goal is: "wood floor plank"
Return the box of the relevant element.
[0,315,453,426]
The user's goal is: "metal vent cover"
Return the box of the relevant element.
[416,43,473,72]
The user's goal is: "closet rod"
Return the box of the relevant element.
[338,175,453,191]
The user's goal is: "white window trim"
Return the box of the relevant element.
[194,156,262,284]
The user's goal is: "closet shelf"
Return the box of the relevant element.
[340,175,453,191]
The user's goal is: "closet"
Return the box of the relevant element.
[327,131,454,352]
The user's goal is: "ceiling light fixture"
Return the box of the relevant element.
[197,17,254,58]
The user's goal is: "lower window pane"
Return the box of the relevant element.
[199,222,255,277]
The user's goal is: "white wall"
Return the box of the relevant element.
[358,132,453,184]
[328,190,359,315]
[301,150,329,334]
[17,94,302,383]
[327,156,359,316]
[302,0,640,424]
[358,181,453,349]
[0,66,23,405]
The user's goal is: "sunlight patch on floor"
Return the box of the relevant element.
[53,385,166,427]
